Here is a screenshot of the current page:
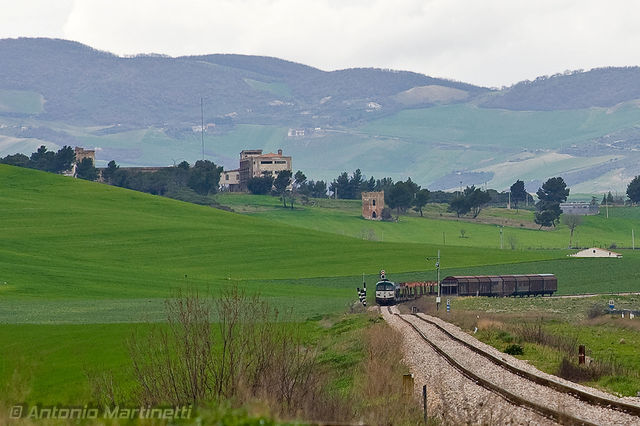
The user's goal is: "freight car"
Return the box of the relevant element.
[440,274,557,297]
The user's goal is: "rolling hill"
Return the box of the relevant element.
[0,164,564,323]
[2,38,640,192]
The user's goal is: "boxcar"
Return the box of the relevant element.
[441,274,557,297]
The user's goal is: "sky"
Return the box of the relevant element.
[2,0,640,88]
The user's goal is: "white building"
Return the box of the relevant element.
[569,248,622,258]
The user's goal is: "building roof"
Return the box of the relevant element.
[569,247,623,258]
[260,152,288,158]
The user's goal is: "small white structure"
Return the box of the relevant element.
[570,247,622,258]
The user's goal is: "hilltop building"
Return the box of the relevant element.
[64,146,96,177]
[221,149,292,192]
[74,146,95,164]
[560,202,599,216]
[362,191,385,220]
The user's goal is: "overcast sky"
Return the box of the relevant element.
[2,0,640,88]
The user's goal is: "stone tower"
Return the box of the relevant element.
[362,191,384,220]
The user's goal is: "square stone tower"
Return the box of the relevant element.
[362,191,384,220]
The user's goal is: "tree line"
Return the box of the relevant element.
[102,160,223,198]
[5,147,640,220]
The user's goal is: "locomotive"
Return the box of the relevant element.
[375,271,397,305]
[374,270,436,305]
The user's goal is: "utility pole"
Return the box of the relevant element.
[200,97,205,161]
[633,229,635,250]
[500,226,504,249]
[426,250,441,310]
[507,191,511,209]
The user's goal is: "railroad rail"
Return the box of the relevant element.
[411,313,640,418]
[390,307,640,425]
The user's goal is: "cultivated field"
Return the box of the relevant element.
[2,164,639,412]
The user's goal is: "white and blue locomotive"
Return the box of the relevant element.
[375,270,399,305]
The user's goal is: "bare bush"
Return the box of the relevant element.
[586,303,607,319]
[126,288,215,405]
[90,285,326,420]
[516,318,578,354]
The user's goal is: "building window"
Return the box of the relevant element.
[372,199,376,206]
[226,175,229,180]
[261,160,273,164]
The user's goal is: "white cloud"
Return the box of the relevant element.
[2,0,640,87]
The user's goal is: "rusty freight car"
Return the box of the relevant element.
[440,274,557,297]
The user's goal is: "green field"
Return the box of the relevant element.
[361,104,640,149]
[2,164,639,407]
[0,89,44,114]
[216,193,640,251]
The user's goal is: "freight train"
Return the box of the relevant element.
[440,274,557,297]
[374,270,437,305]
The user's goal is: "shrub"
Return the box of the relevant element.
[504,344,524,355]
[496,330,514,343]
[586,303,607,319]
[381,207,393,221]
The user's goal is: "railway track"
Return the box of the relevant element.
[389,307,640,425]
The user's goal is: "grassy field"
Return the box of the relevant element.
[1,164,638,407]
[216,193,640,250]
[1,166,563,306]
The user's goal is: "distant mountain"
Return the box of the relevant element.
[0,38,487,126]
[2,37,640,194]
[482,67,640,110]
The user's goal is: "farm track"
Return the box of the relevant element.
[386,307,640,425]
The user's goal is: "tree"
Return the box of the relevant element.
[509,180,527,211]
[562,214,582,248]
[75,157,98,181]
[465,186,491,218]
[536,177,569,204]
[52,146,75,173]
[310,180,327,198]
[535,177,569,228]
[30,145,55,171]
[534,208,560,228]
[247,176,273,195]
[273,170,292,207]
[329,172,350,199]
[365,176,376,192]
[0,153,30,167]
[627,176,640,205]
[607,191,615,205]
[187,160,223,195]
[102,160,119,184]
[413,188,430,217]
[349,169,364,199]
[385,181,413,218]
[446,185,490,218]
[294,170,306,188]
[448,196,470,217]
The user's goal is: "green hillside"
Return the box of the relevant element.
[1,166,638,405]
[0,165,564,322]
[216,193,640,250]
